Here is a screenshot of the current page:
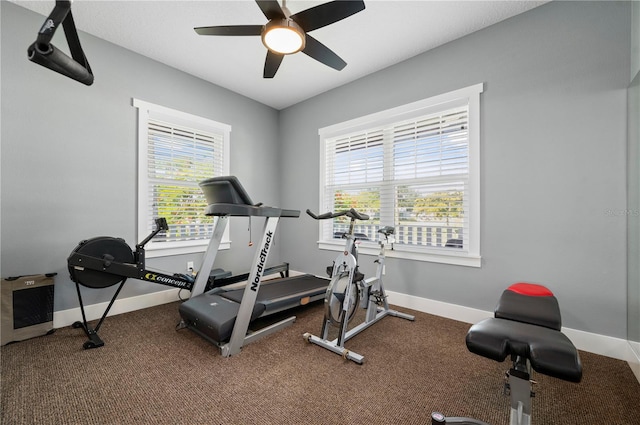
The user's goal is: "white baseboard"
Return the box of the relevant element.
[53,288,181,328]
[52,270,304,328]
[387,290,492,324]
[387,290,633,364]
[52,285,639,384]
[628,341,640,383]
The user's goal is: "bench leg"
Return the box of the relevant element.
[507,357,533,425]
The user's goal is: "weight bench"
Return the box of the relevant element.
[432,283,583,425]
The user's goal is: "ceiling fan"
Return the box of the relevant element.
[194,0,366,78]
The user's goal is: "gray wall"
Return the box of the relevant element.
[629,71,640,348]
[0,1,632,340]
[277,1,631,338]
[1,2,282,311]
[628,1,640,352]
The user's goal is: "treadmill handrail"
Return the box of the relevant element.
[205,203,299,218]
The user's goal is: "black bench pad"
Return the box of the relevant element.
[495,287,562,331]
[466,317,582,383]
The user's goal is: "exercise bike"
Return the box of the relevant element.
[303,208,415,364]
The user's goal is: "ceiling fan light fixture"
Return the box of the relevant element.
[262,19,305,54]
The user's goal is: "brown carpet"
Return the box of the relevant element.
[2,300,639,425]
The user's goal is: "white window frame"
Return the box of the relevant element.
[317,83,483,267]
[133,99,231,258]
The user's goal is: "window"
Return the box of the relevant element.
[134,99,230,257]
[317,84,483,267]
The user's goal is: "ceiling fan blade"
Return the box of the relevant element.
[291,0,365,32]
[194,25,263,36]
[302,35,346,71]
[264,51,284,78]
[255,0,285,20]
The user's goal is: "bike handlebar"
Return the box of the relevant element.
[306,208,370,221]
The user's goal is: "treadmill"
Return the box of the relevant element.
[178,176,329,357]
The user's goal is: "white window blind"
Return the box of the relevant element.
[319,84,482,266]
[134,99,230,257]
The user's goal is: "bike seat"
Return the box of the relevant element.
[378,226,395,237]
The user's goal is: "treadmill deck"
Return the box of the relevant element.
[178,274,329,343]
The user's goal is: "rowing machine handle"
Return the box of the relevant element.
[137,217,169,249]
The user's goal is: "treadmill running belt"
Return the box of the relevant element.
[221,274,328,312]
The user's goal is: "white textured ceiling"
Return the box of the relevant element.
[12,0,547,109]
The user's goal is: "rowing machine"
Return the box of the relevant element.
[67,217,230,349]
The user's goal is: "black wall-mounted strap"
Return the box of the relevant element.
[27,0,94,86]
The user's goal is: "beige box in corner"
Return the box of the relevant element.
[1,273,56,345]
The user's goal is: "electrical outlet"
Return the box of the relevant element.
[187,261,194,273]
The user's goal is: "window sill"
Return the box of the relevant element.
[146,241,230,258]
[317,240,481,268]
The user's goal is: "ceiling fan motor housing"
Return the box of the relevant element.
[261,18,306,54]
